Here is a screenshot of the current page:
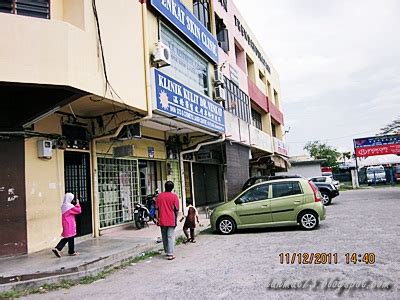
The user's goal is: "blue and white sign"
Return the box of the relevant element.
[149,0,219,64]
[153,69,225,133]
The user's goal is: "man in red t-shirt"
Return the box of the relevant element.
[155,181,180,260]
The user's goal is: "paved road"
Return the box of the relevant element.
[26,187,400,299]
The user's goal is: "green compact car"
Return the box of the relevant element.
[210,178,326,234]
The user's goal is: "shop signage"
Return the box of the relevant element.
[196,150,212,161]
[160,24,209,95]
[233,15,270,73]
[153,69,225,133]
[149,0,219,64]
[354,135,400,157]
[113,145,133,158]
[148,147,155,158]
[274,137,289,156]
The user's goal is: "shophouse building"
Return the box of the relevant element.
[0,0,287,257]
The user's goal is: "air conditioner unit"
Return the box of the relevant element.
[153,41,171,67]
[214,68,224,86]
[214,86,226,101]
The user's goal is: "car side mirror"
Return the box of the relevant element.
[235,198,244,205]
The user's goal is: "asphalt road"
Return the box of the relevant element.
[26,187,400,299]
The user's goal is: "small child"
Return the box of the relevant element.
[180,201,199,243]
[52,193,81,257]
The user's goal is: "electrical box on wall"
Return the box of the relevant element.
[37,140,53,159]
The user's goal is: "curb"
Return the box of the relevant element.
[0,225,210,293]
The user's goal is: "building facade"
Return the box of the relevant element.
[0,0,287,257]
[213,0,288,199]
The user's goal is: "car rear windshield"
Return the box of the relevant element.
[367,167,384,173]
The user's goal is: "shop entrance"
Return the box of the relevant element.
[139,160,182,202]
[64,151,92,236]
[193,163,222,206]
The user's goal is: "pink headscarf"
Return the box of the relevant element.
[61,193,75,214]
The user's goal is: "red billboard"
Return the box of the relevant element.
[354,135,400,157]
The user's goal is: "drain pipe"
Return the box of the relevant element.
[179,134,226,214]
[91,1,153,237]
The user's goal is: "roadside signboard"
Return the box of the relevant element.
[353,135,400,157]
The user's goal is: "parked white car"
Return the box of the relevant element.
[309,176,340,190]
[366,165,386,185]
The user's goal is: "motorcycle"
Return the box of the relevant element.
[134,190,158,229]
[133,202,150,229]
[145,191,158,222]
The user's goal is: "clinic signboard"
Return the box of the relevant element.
[152,69,225,133]
[354,135,400,157]
[149,0,219,64]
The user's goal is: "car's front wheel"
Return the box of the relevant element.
[217,216,236,235]
[321,192,331,205]
[299,211,319,230]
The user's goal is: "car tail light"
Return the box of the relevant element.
[308,181,321,202]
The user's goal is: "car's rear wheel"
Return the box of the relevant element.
[217,216,236,235]
[299,211,319,230]
[321,192,331,205]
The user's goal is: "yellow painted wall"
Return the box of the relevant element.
[0,0,147,112]
[96,138,167,160]
[25,115,65,253]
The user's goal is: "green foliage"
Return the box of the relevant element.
[340,151,351,162]
[304,141,340,168]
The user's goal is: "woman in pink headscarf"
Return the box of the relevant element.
[52,192,81,257]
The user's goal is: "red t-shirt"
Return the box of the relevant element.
[155,192,180,227]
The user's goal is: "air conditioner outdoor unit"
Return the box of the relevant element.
[214,68,224,86]
[153,41,171,67]
[214,86,226,101]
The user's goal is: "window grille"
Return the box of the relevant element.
[0,0,50,19]
[97,157,140,229]
[224,76,250,123]
[251,108,262,130]
[193,0,210,30]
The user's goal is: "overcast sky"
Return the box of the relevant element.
[234,0,400,156]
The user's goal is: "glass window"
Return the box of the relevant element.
[160,23,209,96]
[251,108,262,130]
[193,0,210,31]
[271,123,277,137]
[0,0,50,19]
[272,182,302,198]
[215,14,229,53]
[240,184,269,203]
[223,76,250,123]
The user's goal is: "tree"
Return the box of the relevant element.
[340,151,351,163]
[304,141,340,168]
[380,116,400,135]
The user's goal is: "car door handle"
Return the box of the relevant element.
[261,204,269,207]
[294,201,301,204]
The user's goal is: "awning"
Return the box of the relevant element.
[271,154,291,169]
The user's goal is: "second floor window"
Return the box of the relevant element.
[193,0,210,31]
[215,14,229,53]
[251,109,262,130]
[224,76,250,123]
[0,0,50,19]
[272,123,277,137]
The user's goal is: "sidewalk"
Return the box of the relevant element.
[0,214,210,293]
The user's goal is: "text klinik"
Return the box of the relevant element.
[158,74,223,116]
[160,0,217,56]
